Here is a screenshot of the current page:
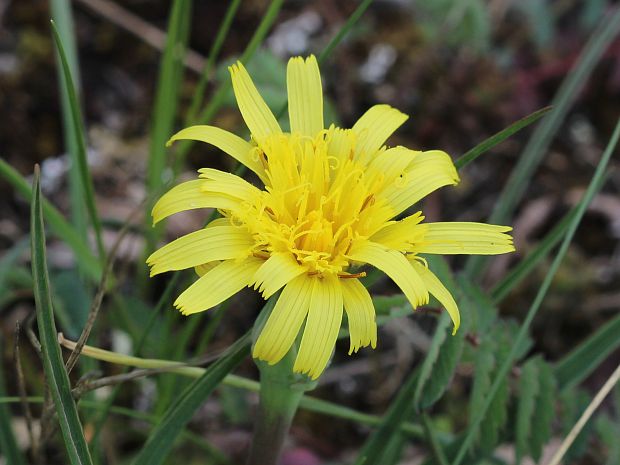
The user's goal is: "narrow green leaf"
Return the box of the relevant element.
[451,117,620,465]
[560,388,594,463]
[468,337,495,451]
[0,159,100,280]
[515,359,540,464]
[30,166,93,465]
[184,0,242,126]
[50,20,104,260]
[554,311,620,391]
[0,334,27,465]
[530,359,556,462]
[146,0,192,198]
[131,332,250,465]
[492,173,607,303]
[465,8,620,278]
[0,238,28,295]
[453,106,552,170]
[469,333,510,456]
[317,0,374,64]
[415,257,467,409]
[491,207,577,302]
[50,0,86,242]
[596,415,620,465]
[353,367,420,465]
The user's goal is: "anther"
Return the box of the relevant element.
[338,272,367,279]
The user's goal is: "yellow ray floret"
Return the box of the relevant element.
[148,55,516,379]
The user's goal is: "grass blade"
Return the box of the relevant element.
[451,117,620,465]
[30,166,93,465]
[465,8,620,278]
[0,335,27,465]
[184,0,242,126]
[554,311,620,392]
[453,106,551,170]
[146,0,192,198]
[353,367,420,465]
[50,0,86,243]
[0,159,101,280]
[131,332,251,465]
[50,20,105,260]
[317,0,374,64]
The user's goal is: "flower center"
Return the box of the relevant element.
[228,129,391,275]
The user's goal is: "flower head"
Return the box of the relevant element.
[147,55,514,379]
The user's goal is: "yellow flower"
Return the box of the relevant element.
[147,55,514,380]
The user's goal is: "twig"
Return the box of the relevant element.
[546,362,620,465]
[65,198,144,374]
[75,0,205,73]
[72,366,201,397]
[14,322,41,464]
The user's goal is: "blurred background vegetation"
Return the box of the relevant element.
[1,1,620,464]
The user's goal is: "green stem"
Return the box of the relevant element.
[247,373,303,465]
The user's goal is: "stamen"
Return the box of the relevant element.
[338,272,366,279]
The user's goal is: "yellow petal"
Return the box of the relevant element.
[151,180,239,225]
[352,104,408,163]
[198,168,262,201]
[382,150,459,216]
[413,222,515,255]
[229,61,281,142]
[370,211,425,250]
[146,226,254,276]
[366,146,419,187]
[349,241,429,308]
[167,125,267,181]
[252,252,306,299]
[341,278,377,354]
[411,261,460,334]
[287,55,323,136]
[174,258,262,315]
[253,275,313,364]
[194,262,219,277]
[294,275,343,379]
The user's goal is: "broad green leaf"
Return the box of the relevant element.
[465,8,620,278]
[554,311,620,391]
[451,117,620,465]
[515,358,540,464]
[50,21,104,260]
[454,106,551,171]
[30,167,93,465]
[131,332,251,465]
[0,159,100,280]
